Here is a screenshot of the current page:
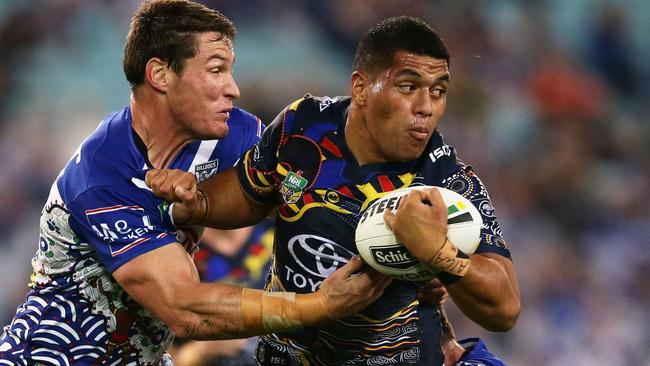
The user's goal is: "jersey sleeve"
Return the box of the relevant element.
[236,100,301,204]
[442,167,511,259]
[243,115,264,153]
[427,132,511,259]
[67,184,178,273]
[234,107,265,159]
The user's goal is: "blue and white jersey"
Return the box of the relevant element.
[455,338,508,366]
[0,105,262,365]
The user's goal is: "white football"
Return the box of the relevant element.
[355,186,483,281]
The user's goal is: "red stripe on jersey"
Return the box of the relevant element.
[321,137,342,157]
[303,193,314,204]
[378,176,395,192]
[279,206,290,217]
[111,237,150,257]
[338,185,353,198]
[85,205,143,215]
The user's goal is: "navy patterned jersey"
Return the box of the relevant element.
[238,95,511,366]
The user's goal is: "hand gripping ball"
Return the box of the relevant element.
[355,186,483,281]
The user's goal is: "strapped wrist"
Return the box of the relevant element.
[240,289,330,334]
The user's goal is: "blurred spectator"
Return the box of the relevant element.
[587,6,639,98]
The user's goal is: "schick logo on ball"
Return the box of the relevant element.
[370,245,419,270]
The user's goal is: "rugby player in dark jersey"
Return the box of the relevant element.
[148,16,520,365]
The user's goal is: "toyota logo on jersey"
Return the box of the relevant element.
[287,234,355,278]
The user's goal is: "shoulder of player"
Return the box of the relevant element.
[230,107,263,131]
[283,94,350,131]
[83,107,137,165]
[60,109,146,201]
[421,129,459,162]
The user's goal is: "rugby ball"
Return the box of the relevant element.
[355,186,482,281]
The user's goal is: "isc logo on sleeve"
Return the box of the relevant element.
[85,205,159,257]
[428,145,452,164]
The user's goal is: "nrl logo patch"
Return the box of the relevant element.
[280,171,308,204]
[195,160,219,183]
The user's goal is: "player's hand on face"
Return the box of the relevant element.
[383,188,447,262]
[318,256,392,318]
[418,278,449,305]
[146,169,202,225]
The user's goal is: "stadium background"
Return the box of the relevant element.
[1,1,649,365]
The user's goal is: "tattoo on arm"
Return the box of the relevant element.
[183,318,219,337]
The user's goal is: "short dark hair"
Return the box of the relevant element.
[352,16,450,77]
[123,0,236,88]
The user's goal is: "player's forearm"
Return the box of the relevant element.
[168,283,331,340]
[445,254,520,331]
[197,169,272,229]
[168,283,246,340]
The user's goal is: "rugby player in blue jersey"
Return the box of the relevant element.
[148,16,520,365]
[442,311,509,366]
[0,1,389,365]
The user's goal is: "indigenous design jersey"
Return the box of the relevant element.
[0,106,262,366]
[238,96,510,366]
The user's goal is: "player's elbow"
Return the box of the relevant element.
[484,299,521,332]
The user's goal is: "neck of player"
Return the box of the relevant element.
[130,93,192,169]
[345,107,382,166]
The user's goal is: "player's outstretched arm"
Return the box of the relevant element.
[384,188,520,331]
[146,167,272,230]
[113,244,390,340]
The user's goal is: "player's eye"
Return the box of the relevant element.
[398,84,415,93]
[431,87,447,98]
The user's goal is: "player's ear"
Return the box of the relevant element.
[145,57,170,93]
[351,71,369,106]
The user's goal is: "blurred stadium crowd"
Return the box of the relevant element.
[1,1,649,365]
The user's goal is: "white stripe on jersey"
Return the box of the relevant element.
[188,140,219,173]
[131,177,153,192]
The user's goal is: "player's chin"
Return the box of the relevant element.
[205,120,229,139]
[400,144,426,161]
